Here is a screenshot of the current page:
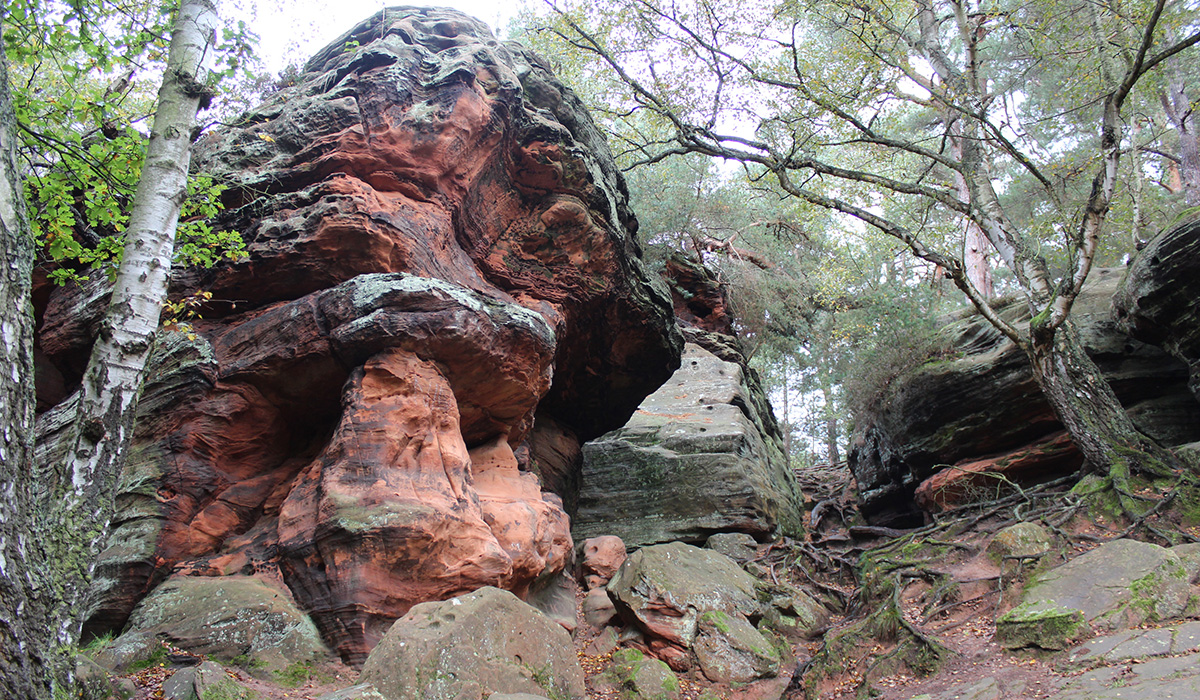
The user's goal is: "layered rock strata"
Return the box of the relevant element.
[851,265,1200,525]
[34,7,681,664]
[574,255,803,546]
[1114,221,1200,400]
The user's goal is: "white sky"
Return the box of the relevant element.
[244,1,533,73]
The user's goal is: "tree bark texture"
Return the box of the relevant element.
[0,32,47,700]
[1162,78,1199,206]
[1,1,218,696]
[1027,320,1178,484]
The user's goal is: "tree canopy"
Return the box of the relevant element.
[519,0,1200,489]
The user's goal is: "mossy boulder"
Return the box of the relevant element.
[987,522,1052,562]
[996,539,1191,649]
[757,584,829,639]
[995,603,1087,650]
[75,654,135,700]
[987,521,1054,580]
[100,575,327,673]
[161,661,250,700]
[606,542,760,646]
[609,649,681,700]
[693,610,781,683]
[359,587,584,700]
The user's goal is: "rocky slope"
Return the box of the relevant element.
[34,7,681,664]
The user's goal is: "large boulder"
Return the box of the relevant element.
[607,542,781,683]
[96,575,327,672]
[1115,220,1200,400]
[850,268,1200,524]
[37,6,681,665]
[575,343,804,546]
[996,539,1193,650]
[358,586,584,700]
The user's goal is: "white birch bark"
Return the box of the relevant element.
[0,32,44,700]
[0,1,218,696]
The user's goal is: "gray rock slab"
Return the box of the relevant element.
[1172,621,1200,654]
[1100,627,1174,661]
[1051,652,1200,700]
[998,539,1191,649]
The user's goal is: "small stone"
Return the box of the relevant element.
[580,536,626,590]
[582,588,618,629]
[585,627,619,656]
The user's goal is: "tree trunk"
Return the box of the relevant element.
[821,376,840,465]
[1165,82,1200,206]
[0,34,47,700]
[1161,35,1199,206]
[1026,319,1179,492]
[0,1,218,695]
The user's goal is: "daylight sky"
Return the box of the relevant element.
[246,0,533,73]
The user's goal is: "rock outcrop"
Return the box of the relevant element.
[850,267,1200,525]
[34,7,681,664]
[574,255,804,546]
[996,539,1195,650]
[1115,220,1200,400]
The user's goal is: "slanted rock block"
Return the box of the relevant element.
[576,344,802,547]
[996,539,1191,649]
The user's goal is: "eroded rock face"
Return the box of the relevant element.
[1115,221,1200,400]
[36,7,680,664]
[850,268,1200,525]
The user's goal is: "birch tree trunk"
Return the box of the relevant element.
[0,35,44,700]
[0,1,218,695]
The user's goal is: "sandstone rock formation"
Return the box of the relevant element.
[1115,221,1200,400]
[850,267,1200,525]
[574,255,804,546]
[34,7,681,664]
